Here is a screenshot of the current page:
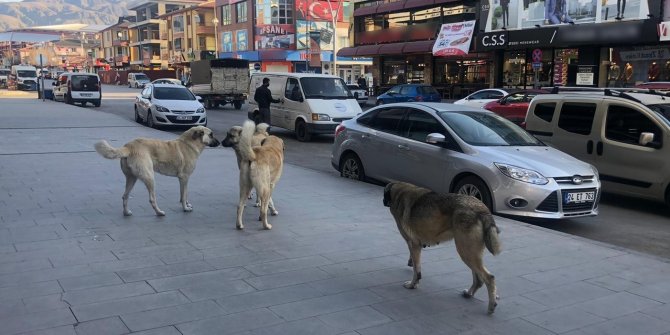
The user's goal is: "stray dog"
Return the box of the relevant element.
[383,181,501,314]
[220,123,278,215]
[235,120,284,230]
[94,126,220,216]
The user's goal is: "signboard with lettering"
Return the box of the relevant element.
[576,66,595,86]
[255,24,295,50]
[432,20,476,56]
[618,48,669,61]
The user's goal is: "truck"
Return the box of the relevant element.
[9,65,38,91]
[188,58,249,110]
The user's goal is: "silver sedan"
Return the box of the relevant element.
[331,102,601,219]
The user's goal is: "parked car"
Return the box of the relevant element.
[526,89,670,207]
[347,84,368,105]
[52,72,101,107]
[376,84,441,105]
[331,102,601,219]
[0,68,9,88]
[151,78,183,85]
[453,88,509,107]
[128,73,151,88]
[134,84,207,128]
[634,82,670,91]
[482,89,548,125]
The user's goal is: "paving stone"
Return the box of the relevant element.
[116,261,215,282]
[522,305,606,333]
[0,307,75,335]
[58,272,122,291]
[71,291,190,322]
[214,283,324,314]
[244,317,341,335]
[180,279,256,301]
[573,291,663,319]
[521,281,615,308]
[22,294,70,314]
[566,312,670,335]
[17,325,76,335]
[269,289,384,321]
[0,259,52,275]
[243,268,332,291]
[243,255,332,276]
[147,267,253,292]
[0,280,62,301]
[0,264,94,288]
[641,302,670,321]
[355,313,458,335]
[61,281,155,306]
[176,308,283,335]
[317,306,392,332]
[204,251,285,270]
[121,300,225,332]
[126,326,182,335]
[72,316,128,335]
[627,282,670,303]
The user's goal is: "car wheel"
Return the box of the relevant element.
[135,82,139,88]
[134,106,142,123]
[65,94,73,105]
[128,83,132,88]
[147,111,155,128]
[94,100,101,107]
[340,153,365,181]
[454,176,493,212]
[295,119,311,142]
[233,101,243,110]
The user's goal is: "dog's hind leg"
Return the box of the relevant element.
[455,236,497,314]
[403,241,422,289]
[257,185,272,230]
[236,177,253,230]
[139,174,165,216]
[121,174,137,216]
[268,197,278,216]
[178,175,192,212]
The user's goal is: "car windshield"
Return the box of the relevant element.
[17,70,37,77]
[136,74,149,81]
[153,87,195,100]
[0,70,9,75]
[300,77,350,99]
[647,103,670,126]
[71,75,99,91]
[438,111,544,146]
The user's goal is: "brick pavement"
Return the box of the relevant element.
[0,97,669,334]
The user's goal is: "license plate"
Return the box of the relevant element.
[564,191,595,204]
[81,93,92,97]
[176,116,191,121]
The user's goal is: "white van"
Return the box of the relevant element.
[10,65,38,90]
[525,89,670,206]
[53,72,101,107]
[247,73,362,141]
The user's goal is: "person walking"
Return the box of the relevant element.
[254,77,280,129]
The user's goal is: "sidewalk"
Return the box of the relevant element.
[1,97,670,335]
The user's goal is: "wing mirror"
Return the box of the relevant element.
[498,99,507,105]
[298,97,304,102]
[52,81,58,86]
[426,133,446,144]
[639,132,655,146]
[196,95,203,102]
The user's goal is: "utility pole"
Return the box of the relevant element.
[326,0,338,77]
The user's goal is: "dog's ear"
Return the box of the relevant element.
[192,129,204,140]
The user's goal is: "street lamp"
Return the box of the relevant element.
[325,0,339,77]
[212,16,219,55]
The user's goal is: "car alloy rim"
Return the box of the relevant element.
[458,184,482,200]
[343,159,359,179]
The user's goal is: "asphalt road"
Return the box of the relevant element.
[87,84,670,259]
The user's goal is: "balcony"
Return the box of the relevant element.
[112,39,130,47]
[114,55,129,63]
[196,26,214,35]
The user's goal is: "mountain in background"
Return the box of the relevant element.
[0,0,132,31]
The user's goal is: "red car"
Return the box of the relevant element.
[635,82,670,91]
[482,89,548,125]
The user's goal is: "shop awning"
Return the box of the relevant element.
[378,43,405,55]
[356,44,382,56]
[376,0,406,14]
[337,47,359,57]
[403,40,435,53]
[404,0,434,10]
[353,4,379,16]
[434,0,461,4]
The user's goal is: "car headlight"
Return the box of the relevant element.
[196,107,205,113]
[311,113,331,121]
[155,105,170,113]
[495,163,548,185]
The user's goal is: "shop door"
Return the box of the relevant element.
[339,68,353,83]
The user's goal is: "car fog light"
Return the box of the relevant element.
[509,198,528,208]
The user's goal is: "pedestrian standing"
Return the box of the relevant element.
[254,78,280,129]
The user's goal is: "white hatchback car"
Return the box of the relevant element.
[134,84,207,128]
[454,88,509,108]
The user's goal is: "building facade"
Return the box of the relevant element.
[99,16,136,70]
[159,1,218,68]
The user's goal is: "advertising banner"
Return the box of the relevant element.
[296,0,344,21]
[222,32,233,52]
[236,30,248,51]
[432,20,476,56]
[255,24,295,50]
[296,20,334,50]
[482,0,650,31]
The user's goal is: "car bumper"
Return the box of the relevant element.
[307,121,350,135]
[154,113,207,126]
[492,179,601,219]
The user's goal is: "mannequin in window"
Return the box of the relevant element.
[608,62,621,85]
[648,61,660,82]
[624,62,633,86]
[666,61,670,80]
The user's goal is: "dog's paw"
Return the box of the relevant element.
[123,210,132,216]
[264,223,272,230]
[270,209,279,216]
[462,290,473,298]
[487,302,498,314]
[254,202,261,207]
[236,224,244,230]
[156,210,166,216]
[183,205,193,212]
[403,281,417,289]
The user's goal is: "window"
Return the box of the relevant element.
[387,11,410,28]
[221,5,231,25]
[187,38,192,49]
[174,38,182,51]
[412,6,442,24]
[197,14,205,26]
[173,16,184,32]
[534,102,556,122]
[605,105,662,147]
[399,86,413,95]
[199,36,207,50]
[504,93,525,104]
[236,1,247,22]
[187,14,191,26]
[387,86,401,94]
[285,78,302,101]
[419,86,438,95]
[368,107,406,135]
[468,91,492,100]
[401,109,445,142]
[558,103,597,135]
[276,0,293,24]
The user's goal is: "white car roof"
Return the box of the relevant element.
[252,72,341,79]
[534,91,670,106]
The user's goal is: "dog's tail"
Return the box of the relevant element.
[238,120,257,162]
[255,123,270,135]
[94,140,130,160]
[481,214,501,255]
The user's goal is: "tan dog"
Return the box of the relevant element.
[236,120,284,230]
[220,123,278,215]
[383,181,501,314]
[94,126,220,216]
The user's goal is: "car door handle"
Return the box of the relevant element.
[587,140,593,154]
[397,144,409,151]
[596,141,603,156]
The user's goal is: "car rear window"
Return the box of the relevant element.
[71,75,99,91]
[419,86,438,94]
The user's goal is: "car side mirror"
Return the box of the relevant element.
[298,97,304,102]
[499,99,507,105]
[639,132,655,146]
[196,96,203,101]
[426,133,446,144]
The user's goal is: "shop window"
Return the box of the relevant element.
[221,5,231,25]
[558,103,596,135]
[434,59,490,85]
[387,11,410,28]
[174,38,182,51]
[534,103,556,122]
[605,105,662,147]
[364,16,384,31]
[413,7,442,24]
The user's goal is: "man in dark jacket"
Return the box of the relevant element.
[254,77,280,128]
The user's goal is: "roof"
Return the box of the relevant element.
[382,102,492,113]
[533,91,670,106]
[252,72,341,79]
[128,0,206,11]
[157,0,214,18]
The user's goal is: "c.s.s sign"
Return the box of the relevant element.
[481,33,506,47]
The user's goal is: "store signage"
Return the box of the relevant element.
[659,21,670,41]
[258,25,287,35]
[576,66,595,86]
[432,20,476,56]
[619,48,670,61]
[479,32,508,47]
